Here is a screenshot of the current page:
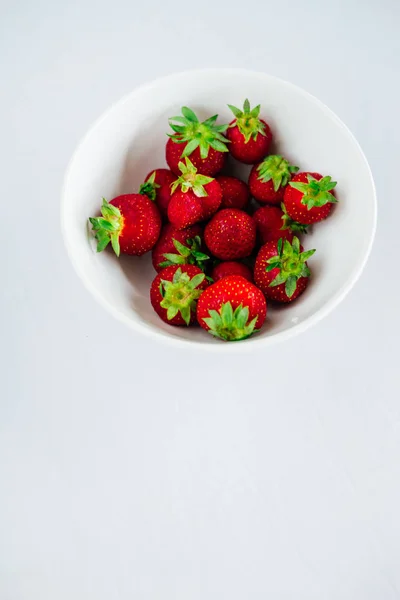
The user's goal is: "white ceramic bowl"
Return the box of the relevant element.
[61,69,377,349]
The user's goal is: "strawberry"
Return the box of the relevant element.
[167,158,222,229]
[284,172,338,224]
[200,180,224,220]
[204,208,256,260]
[226,99,272,164]
[216,175,250,210]
[139,169,177,218]
[89,195,161,256]
[151,224,209,273]
[150,265,208,326]
[211,261,253,283]
[167,190,203,230]
[249,155,299,204]
[253,204,308,245]
[254,237,316,303]
[197,275,267,341]
[166,106,229,176]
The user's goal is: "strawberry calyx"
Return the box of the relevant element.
[89,198,123,256]
[203,301,259,342]
[228,99,267,143]
[138,172,160,201]
[265,237,316,298]
[280,203,309,234]
[289,175,337,209]
[171,157,214,198]
[159,267,205,325]
[256,155,299,191]
[159,235,210,271]
[168,106,229,159]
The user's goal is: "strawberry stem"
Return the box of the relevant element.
[139,172,160,201]
[256,155,299,191]
[160,267,205,326]
[227,99,267,143]
[265,237,316,297]
[159,236,210,271]
[168,107,229,160]
[89,198,123,256]
[203,302,258,341]
[289,175,337,209]
[170,157,214,198]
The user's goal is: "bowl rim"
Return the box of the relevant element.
[61,68,377,351]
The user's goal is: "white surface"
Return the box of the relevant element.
[1,1,400,599]
[62,69,376,348]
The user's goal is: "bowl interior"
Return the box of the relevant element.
[62,70,376,347]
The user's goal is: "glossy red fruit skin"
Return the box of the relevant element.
[226,119,272,164]
[150,265,208,326]
[204,209,256,260]
[248,163,289,205]
[216,175,250,209]
[145,168,176,218]
[211,261,253,283]
[167,190,203,230]
[165,138,225,176]
[284,172,336,224]
[254,241,308,303]
[200,179,223,219]
[168,179,222,229]
[253,205,294,246]
[151,224,203,272]
[197,275,267,331]
[111,194,161,255]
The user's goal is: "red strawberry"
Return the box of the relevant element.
[139,169,177,218]
[150,265,208,326]
[249,155,299,204]
[200,180,223,220]
[167,158,222,229]
[284,172,337,224]
[211,261,253,283]
[151,224,209,273]
[253,204,308,245]
[197,275,267,341]
[216,175,250,209]
[166,106,229,176]
[204,208,256,260]
[89,195,161,256]
[254,237,316,303]
[226,99,272,164]
[167,190,203,230]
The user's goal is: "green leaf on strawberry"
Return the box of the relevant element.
[159,267,206,325]
[256,155,299,191]
[170,157,214,198]
[168,106,230,160]
[89,198,123,256]
[159,235,210,270]
[289,174,337,209]
[138,172,160,201]
[227,99,267,143]
[203,301,259,342]
[265,236,316,298]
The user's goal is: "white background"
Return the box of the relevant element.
[1,0,400,598]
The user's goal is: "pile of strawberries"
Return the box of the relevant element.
[89,100,338,342]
